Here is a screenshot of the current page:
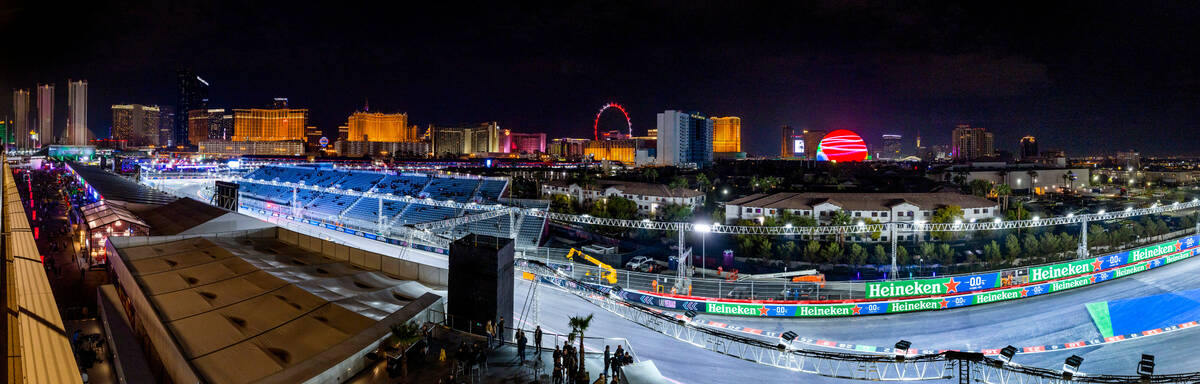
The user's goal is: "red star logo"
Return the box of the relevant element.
[1176,242,1182,251]
[943,278,961,293]
[852,305,862,315]
[1020,288,1028,297]
[939,299,949,309]
[758,306,770,316]
[1090,258,1104,271]
[1089,275,1096,283]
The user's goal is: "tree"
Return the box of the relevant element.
[659,203,693,222]
[696,173,712,192]
[668,176,689,190]
[848,243,867,267]
[389,321,423,378]
[968,179,993,197]
[920,243,936,260]
[872,244,888,265]
[1005,234,1021,262]
[642,167,659,182]
[805,240,823,262]
[830,210,854,244]
[996,184,1013,212]
[568,314,595,378]
[821,242,844,264]
[929,205,965,241]
[590,196,638,220]
[938,243,954,266]
[897,246,910,266]
[550,194,577,214]
[775,241,798,262]
[985,240,1003,266]
[1022,233,1040,258]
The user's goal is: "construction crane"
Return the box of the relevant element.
[565,248,618,284]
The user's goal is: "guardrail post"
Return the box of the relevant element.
[1077,219,1089,259]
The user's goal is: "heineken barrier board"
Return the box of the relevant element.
[865,273,1000,299]
[1028,235,1197,283]
[612,243,1200,318]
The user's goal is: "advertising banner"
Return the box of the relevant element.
[865,273,1000,299]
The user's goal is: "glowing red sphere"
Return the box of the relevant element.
[817,129,868,162]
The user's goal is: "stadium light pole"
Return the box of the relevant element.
[889,222,898,279]
[695,223,712,275]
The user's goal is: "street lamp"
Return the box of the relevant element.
[695,223,712,275]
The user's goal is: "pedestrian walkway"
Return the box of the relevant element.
[347,324,630,384]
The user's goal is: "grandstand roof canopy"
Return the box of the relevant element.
[69,163,178,206]
[110,235,441,384]
[139,198,235,235]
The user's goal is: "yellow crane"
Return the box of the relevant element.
[565,248,618,284]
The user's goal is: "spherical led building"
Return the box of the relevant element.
[816,129,868,162]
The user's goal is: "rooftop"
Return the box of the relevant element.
[109,234,441,384]
[727,192,998,211]
[546,179,703,198]
[69,163,178,206]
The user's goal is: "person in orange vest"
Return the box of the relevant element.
[651,279,658,293]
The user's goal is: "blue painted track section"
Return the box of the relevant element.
[1106,287,1200,336]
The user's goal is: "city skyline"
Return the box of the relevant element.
[3,2,1200,156]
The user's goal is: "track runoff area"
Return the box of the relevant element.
[151,176,1200,380]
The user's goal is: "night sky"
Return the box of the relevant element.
[2,1,1199,156]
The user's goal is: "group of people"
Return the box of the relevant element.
[445,341,488,382]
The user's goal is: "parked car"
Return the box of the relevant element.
[626,256,652,270]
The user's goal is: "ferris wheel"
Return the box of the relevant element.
[593,102,632,140]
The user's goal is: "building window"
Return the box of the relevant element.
[882,212,888,217]
[756,208,761,213]
[870,212,876,217]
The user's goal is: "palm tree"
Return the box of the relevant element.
[389,321,423,378]
[1026,171,1038,193]
[996,184,1012,212]
[830,210,853,244]
[568,314,595,378]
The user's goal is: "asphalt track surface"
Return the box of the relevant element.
[695,252,1200,377]
[157,179,1200,381]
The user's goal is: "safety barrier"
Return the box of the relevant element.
[598,235,1200,317]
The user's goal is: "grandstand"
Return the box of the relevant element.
[236,165,544,249]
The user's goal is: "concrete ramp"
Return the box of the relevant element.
[621,360,668,384]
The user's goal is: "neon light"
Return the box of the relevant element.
[593,102,632,140]
[816,129,868,162]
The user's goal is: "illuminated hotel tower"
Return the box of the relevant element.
[13,89,30,148]
[711,116,741,153]
[345,111,417,142]
[232,107,308,141]
[36,83,54,146]
[67,79,88,145]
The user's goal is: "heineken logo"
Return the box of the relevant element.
[1129,242,1179,263]
[890,299,941,313]
[1030,261,1093,282]
[867,279,954,299]
[973,289,1021,305]
[1050,276,1091,292]
[1166,251,1193,264]
[705,303,759,316]
[1114,263,1147,278]
[797,305,853,317]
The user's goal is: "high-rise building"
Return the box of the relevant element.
[305,125,323,151]
[345,112,417,142]
[13,89,30,148]
[711,116,741,153]
[951,124,995,161]
[111,104,162,146]
[780,125,794,157]
[36,83,54,147]
[429,122,500,156]
[231,107,307,141]
[272,97,288,108]
[656,110,713,167]
[1020,136,1038,160]
[176,70,210,146]
[157,105,175,147]
[585,139,639,163]
[549,138,588,160]
[1117,150,1140,171]
[881,134,902,159]
[802,130,825,159]
[189,109,235,145]
[67,79,88,145]
[499,131,547,154]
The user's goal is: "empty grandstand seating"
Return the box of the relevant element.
[235,165,550,248]
[422,178,480,203]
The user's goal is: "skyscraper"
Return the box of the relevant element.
[188,109,235,144]
[881,134,902,159]
[36,83,54,147]
[111,104,162,146]
[711,116,741,153]
[951,124,995,161]
[1020,136,1038,160]
[176,70,210,146]
[429,123,500,156]
[655,110,713,167]
[780,125,794,157]
[232,107,308,141]
[802,129,825,159]
[12,89,30,148]
[67,79,88,145]
[157,105,175,147]
[346,112,416,142]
